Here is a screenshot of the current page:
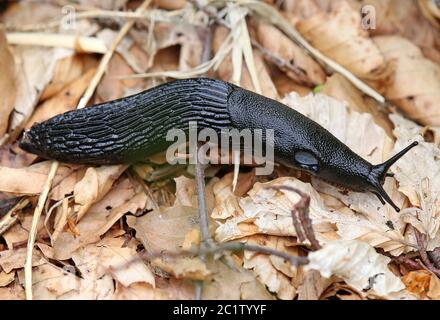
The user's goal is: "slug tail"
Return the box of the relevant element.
[368,141,418,212]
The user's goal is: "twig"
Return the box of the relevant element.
[4,9,180,32]
[213,242,309,266]
[6,33,107,54]
[194,24,215,299]
[0,198,29,236]
[24,160,59,300]
[271,185,321,250]
[415,228,440,277]
[117,240,309,272]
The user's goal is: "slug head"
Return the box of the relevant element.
[292,142,418,212]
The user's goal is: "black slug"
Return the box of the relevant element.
[19,78,417,212]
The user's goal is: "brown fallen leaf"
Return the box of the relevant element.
[0,271,15,287]
[243,235,302,300]
[39,55,92,101]
[402,270,432,298]
[0,161,76,195]
[362,0,440,63]
[321,73,393,138]
[53,181,148,260]
[113,282,168,300]
[0,284,24,300]
[306,240,406,298]
[9,46,72,139]
[71,240,155,288]
[154,0,187,10]
[296,0,386,80]
[0,29,16,137]
[0,247,46,273]
[18,263,114,300]
[25,68,96,128]
[428,273,440,300]
[374,36,440,126]
[202,258,274,300]
[389,114,440,248]
[73,164,128,221]
[256,22,326,87]
[297,269,332,300]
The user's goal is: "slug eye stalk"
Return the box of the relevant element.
[369,141,419,212]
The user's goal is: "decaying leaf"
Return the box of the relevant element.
[389,114,440,248]
[25,68,96,128]
[202,258,274,300]
[296,0,386,79]
[0,29,16,137]
[256,22,325,87]
[0,161,76,195]
[306,240,406,298]
[0,248,46,273]
[73,164,128,221]
[374,36,440,126]
[10,46,72,137]
[53,179,149,260]
[71,239,155,288]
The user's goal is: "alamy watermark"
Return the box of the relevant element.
[361,5,376,30]
[61,5,76,31]
[165,122,275,176]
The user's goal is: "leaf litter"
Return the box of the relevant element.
[0,0,439,300]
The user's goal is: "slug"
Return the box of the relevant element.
[19,78,417,212]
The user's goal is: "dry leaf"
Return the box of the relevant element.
[389,114,440,247]
[0,29,16,137]
[374,36,440,126]
[402,270,431,298]
[0,271,15,287]
[243,235,302,300]
[0,247,46,273]
[0,284,24,300]
[10,46,72,137]
[321,73,393,138]
[306,240,406,298]
[73,165,128,221]
[0,161,75,195]
[256,22,325,86]
[26,68,96,128]
[113,282,168,300]
[202,258,274,300]
[18,263,114,300]
[154,0,187,10]
[53,181,148,260]
[297,269,332,300]
[296,0,386,79]
[213,25,279,99]
[71,242,155,288]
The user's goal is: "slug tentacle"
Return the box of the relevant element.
[368,141,419,212]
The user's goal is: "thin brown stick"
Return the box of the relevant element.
[194,26,215,299]
[415,228,440,277]
[251,39,313,86]
[117,240,309,272]
[271,185,321,250]
[25,160,59,300]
